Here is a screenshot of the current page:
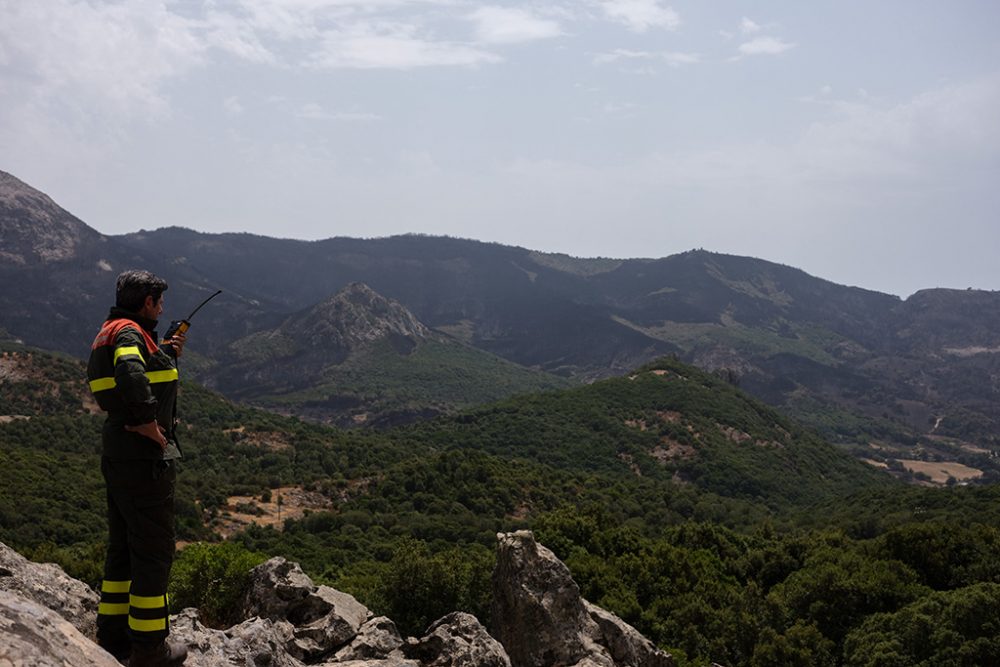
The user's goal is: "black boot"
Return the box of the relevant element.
[129,639,187,667]
[98,641,131,665]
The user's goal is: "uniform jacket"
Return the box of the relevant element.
[87,307,181,460]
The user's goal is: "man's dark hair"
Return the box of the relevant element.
[116,270,168,311]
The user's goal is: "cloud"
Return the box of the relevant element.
[798,77,1000,180]
[738,36,795,56]
[663,52,700,67]
[203,9,278,64]
[296,103,381,121]
[740,17,761,34]
[594,48,699,67]
[597,0,680,33]
[469,6,563,44]
[308,23,502,68]
[0,1,204,119]
[224,97,246,115]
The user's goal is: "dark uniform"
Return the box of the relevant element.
[87,306,181,655]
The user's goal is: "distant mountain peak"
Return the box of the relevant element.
[282,282,431,349]
[0,170,100,264]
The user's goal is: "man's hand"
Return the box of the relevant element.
[165,331,187,358]
[126,421,167,449]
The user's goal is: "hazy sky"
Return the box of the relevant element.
[2,1,998,297]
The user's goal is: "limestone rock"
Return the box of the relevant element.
[324,655,419,667]
[0,589,119,667]
[242,557,317,620]
[242,557,370,660]
[492,531,672,667]
[0,541,99,639]
[491,531,606,667]
[334,616,404,661]
[403,612,510,667]
[584,602,674,667]
[169,607,305,667]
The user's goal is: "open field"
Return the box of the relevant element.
[898,459,983,484]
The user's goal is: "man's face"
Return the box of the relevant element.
[140,295,164,321]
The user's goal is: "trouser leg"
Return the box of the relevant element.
[101,458,177,645]
[97,459,132,655]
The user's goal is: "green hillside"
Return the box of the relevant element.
[216,337,572,427]
[5,344,1000,665]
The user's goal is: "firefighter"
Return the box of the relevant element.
[87,270,188,666]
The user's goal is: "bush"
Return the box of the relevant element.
[168,542,267,628]
[372,539,494,636]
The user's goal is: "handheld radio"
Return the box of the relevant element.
[163,289,222,343]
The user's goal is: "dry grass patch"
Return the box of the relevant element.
[212,485,333,539]
[898,459,984,484]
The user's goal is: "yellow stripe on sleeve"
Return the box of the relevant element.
[145,369,179,384]
[113,345,143,364]
[90,377,117,393]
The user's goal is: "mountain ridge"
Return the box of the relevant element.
[2,168,999,469]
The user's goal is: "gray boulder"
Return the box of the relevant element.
[323,656,419,667]
[491,531,608,667]
[170,607,304,667]
[404,612,511,667]
[334,616,404,661]
[584,602,674,667]
[491,531,673,667]
[243,557,370,660]
[0,589,119,667]
[0,541,99,639]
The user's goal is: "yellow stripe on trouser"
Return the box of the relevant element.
[101,580,131,593]
[129,593,169,633]
[88,368,178,393]
[99,602,129,615]
[130,593,167,609]
[129,616,168,632]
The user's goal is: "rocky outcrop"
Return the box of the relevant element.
[492,531,673,667]
[403,613,510,667]
[242,557,371,661]
[0,589,119,667]
[0,170,102,265]
[0,541,99,638]
[171,607,302,667]
[0,535,672,667]
[334,617,404,661]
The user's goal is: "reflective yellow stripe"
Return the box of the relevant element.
[101,580,131,593]
[98,602,129,615]
[129,616,167,632]
[90,377,116,393]
[113,345,142,364]
[130,593,166,609]
[145,369,178,384]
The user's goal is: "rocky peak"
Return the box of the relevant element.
[0,532,674,667]
[281,282,431,350]
[0,170,102,265]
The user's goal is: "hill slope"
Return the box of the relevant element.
[9,345,1000,665]
[205,282,571,426]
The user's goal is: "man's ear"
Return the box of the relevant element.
[143,295,156,311]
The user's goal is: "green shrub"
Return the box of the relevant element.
[168,542,267,628]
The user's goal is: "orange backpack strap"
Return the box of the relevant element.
[91,318,159,356]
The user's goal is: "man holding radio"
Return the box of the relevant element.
[87,269,188,667]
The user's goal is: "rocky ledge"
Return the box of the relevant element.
[0,531,673,667]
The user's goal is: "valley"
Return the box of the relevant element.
[4,169,1000,664]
